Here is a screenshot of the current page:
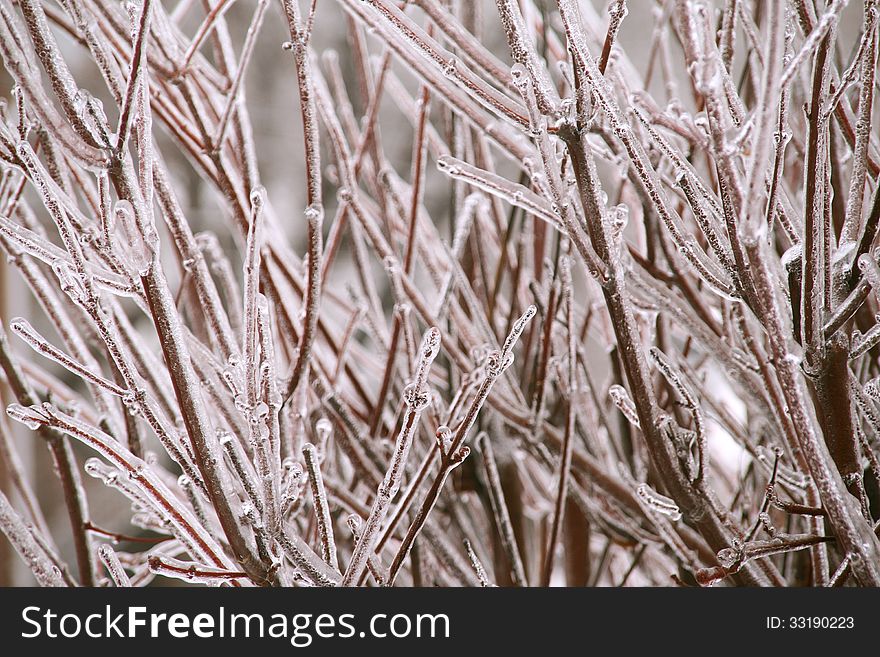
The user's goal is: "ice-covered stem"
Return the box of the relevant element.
[530,279,559,428]
[477,433,528,587]
[220,431,263,515]
[0,409,50,541]
[649,347,707,484]
[0,322,94,586]
[342,327,441,587]
[494,0,559,115]
[339,0,531,160]
[609,384,641,430]
[698,534,835,586]
[346,515,388,586]
[318,46,394,279]
[15,0,109,153]
[404,85,429,274]
[179,0,235,71]
[194,230,243,342]
[412,0,511,90]
[9,317,127,397]
[363,80,429,433]
[243,186,265,409]
[277,0,324,403]
[5,403,234,572]
[801,29,832,368]
[280,0,322,208]
[542,257,577,585]
[841,6,878,245]
[741,0,785,233]
[137,233,270,584]
[780,0,849,89]
[811,334,864,503]
[554,1,771,584]
[386,439,470,587]
[97,544,131,587]
[464,538,493,587]
[257,300,282,534]
[0,488,67,587]
[212,0,268,150]
[386,308,535,585]
[598,0,627,74]
[436,156,564,231]
[276,527,341,586]
[115,0,153,153]
[303,443,338,572]
[148,555,249,585]
[506,64,609,283]
[743,234,880,586]
[358,0,528,128]
[283,203,324,401]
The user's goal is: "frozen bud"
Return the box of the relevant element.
[716,547,739,568]
[250,185,267,213]
[436,425,453,455]
[6,403,46,430]
[402,383,430,411]
[609,384,640,428]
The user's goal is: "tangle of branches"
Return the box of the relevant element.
[1,0,879,588]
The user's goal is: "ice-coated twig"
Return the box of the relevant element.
[97,543,131,587]
[276,526,341,586]
[212,0,268,150]
[842,8,878,244]
[437,155,563,232]
[242,186,265,408]
[649,347,707,483]
[283,202,324,401]
[0,322,95,586]
[542,257,577,585]
[303,442,338,572]
[598,0,628,74]
[464,538,494,587]
[342,327,441,586]
[7,403,234,570]
[0,488,68,587]
[115,0,153,152]
[477,432,528,587]
[385,308,535,585]
[636,483,682,522]
[345,514,387,586]
[494,0,559,115]
[148,554,249,585]
[219,430,263,515]
[9,317,128,397]
[179,0,235,71]
[779,0,848,89]
[609,384,641,429]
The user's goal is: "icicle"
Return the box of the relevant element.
[636,483,682,521]
[609,384,641,429]
[114,200,154,274]
[315,418,333,459]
